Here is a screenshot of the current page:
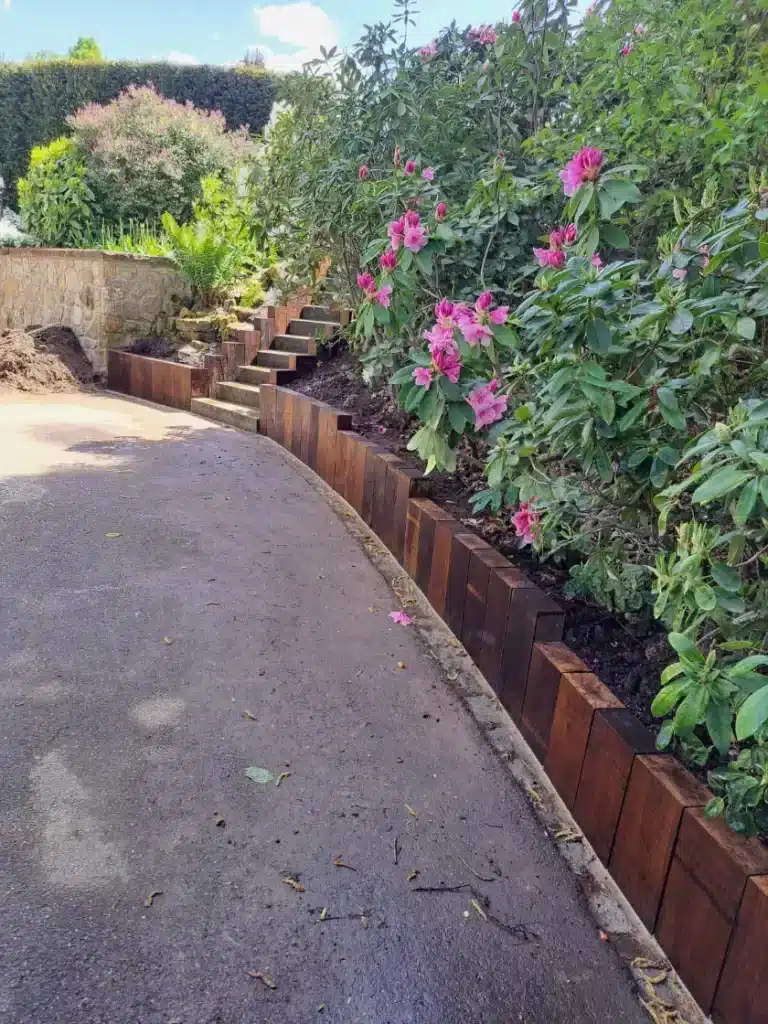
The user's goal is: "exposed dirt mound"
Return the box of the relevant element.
[0,327,95,393]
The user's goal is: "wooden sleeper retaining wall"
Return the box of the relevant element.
[257,385,768,1024]
[107,350,211,410]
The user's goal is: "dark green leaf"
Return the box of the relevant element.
[735,686,768,740]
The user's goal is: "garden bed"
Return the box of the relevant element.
[292,350,669,732]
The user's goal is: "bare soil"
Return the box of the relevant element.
[294,348,669,731]
[0,327,96,393]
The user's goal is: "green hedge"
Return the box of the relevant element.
[0,61,277,203]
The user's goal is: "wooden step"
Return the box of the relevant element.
[301,305,338,323]
[271,333,317,355]
[215,380,260,408]
[237,365,297,386]
[257,350,316,371]
[190,398,260,432]
[288,318,337,338]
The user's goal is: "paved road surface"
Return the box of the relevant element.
[0,393,647,1024]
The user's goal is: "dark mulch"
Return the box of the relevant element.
[0,326,97,393]
[294,348,669,731]
[124,336,178,360]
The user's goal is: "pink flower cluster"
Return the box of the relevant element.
[388,210,429,253]
[380,248,398,272]
[512,500,540,545]
[422,166,436,182]
[358,165,369,180]
[455,291,509,346]
[468,24,498,45]
[418,40,438,59]
[620,42,634,56]
[404,159,417,175]
[467,377,508,429]
[512,10,521,23]
[533,223,577,269]
[357,272,392,308]
[559,147,604,197]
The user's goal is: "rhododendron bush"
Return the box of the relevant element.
[260,0,768,835]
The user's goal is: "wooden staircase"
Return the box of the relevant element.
[191,306,340,432]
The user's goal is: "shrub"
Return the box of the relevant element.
[67,85,256,225]
[0,60,276,205]
[160,211,248,306]
[17,137,95,246]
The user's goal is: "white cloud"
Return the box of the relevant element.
[166,51,200,65]
[252,2,338,70]
[3,0,11,11]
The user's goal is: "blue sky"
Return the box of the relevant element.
[0,0,520,68]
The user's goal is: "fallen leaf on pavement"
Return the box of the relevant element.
[317,1005,326,1013]
[245,766,275,785]
[281,876,305,893]
[471,898,488,921]
[214,815,226,828]
[599,929,608,941]
[242,710,256,721]
[396,662,407,670]
[163,637,175,645]
[275,772,291,787]
[407,869,419,882]
[405,803,418,817]
[554,826,582,843]
[104,532,121,539]
[333,855,356,871]
[144,890,163,907]
[247,971,276,989]
[319,907,328,921]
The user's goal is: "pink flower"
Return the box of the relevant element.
[585,3,596,14]
[424,324,454,347]
[434,298,454,319]
[462,320,494,346]
[634,22,647,34]
[699,244,710,269]
[393,146,402,168]
[404,159,416,175]
[413,366,433,388]
[418,40,438,59]
[620,42,634,56]
[358,165,370,180]
[376,424,387,434]
[591,253,604,269]
[404,209,421,227]
[404,222,429,253]
[672,267,687,281]
[435,201,447,222]
[468,24,498,45]
[380,248,398,272]
[428,335,462,382]
[390,610,413,626]
[388,217,405,250]
[375,284,393,308]
[511,500,540,545]
[490,306,509,325]
[422,167,436,182]
[357,271,376,296]
[475,291,493,312]
[534,247,566,269]
[467,377,508,429]
[512,9,521,23]
[559,147,604,197]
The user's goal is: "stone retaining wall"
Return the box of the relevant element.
[0,248,185,371]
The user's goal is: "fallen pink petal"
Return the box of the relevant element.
[389,611,413,626]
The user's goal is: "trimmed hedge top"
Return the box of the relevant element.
[0,61,277,203]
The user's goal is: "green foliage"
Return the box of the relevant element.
[17,137,96,246]
[0,60,275,205]
[68,38,103,61]
[160,211,248,306]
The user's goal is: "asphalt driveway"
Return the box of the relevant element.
[0,392,648,1024]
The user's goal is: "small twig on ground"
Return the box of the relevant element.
[247,971,276,989]
[393,836,400,865]
[333,855,356,871]
[458,855,496,882]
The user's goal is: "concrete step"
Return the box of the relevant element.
[215,380,261,409]
[257,350,317,371]
[288,318,338,338]
[272,333,317,355]
[190,398,260,432]
[237,365,297,386]
[301,305,338,323]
